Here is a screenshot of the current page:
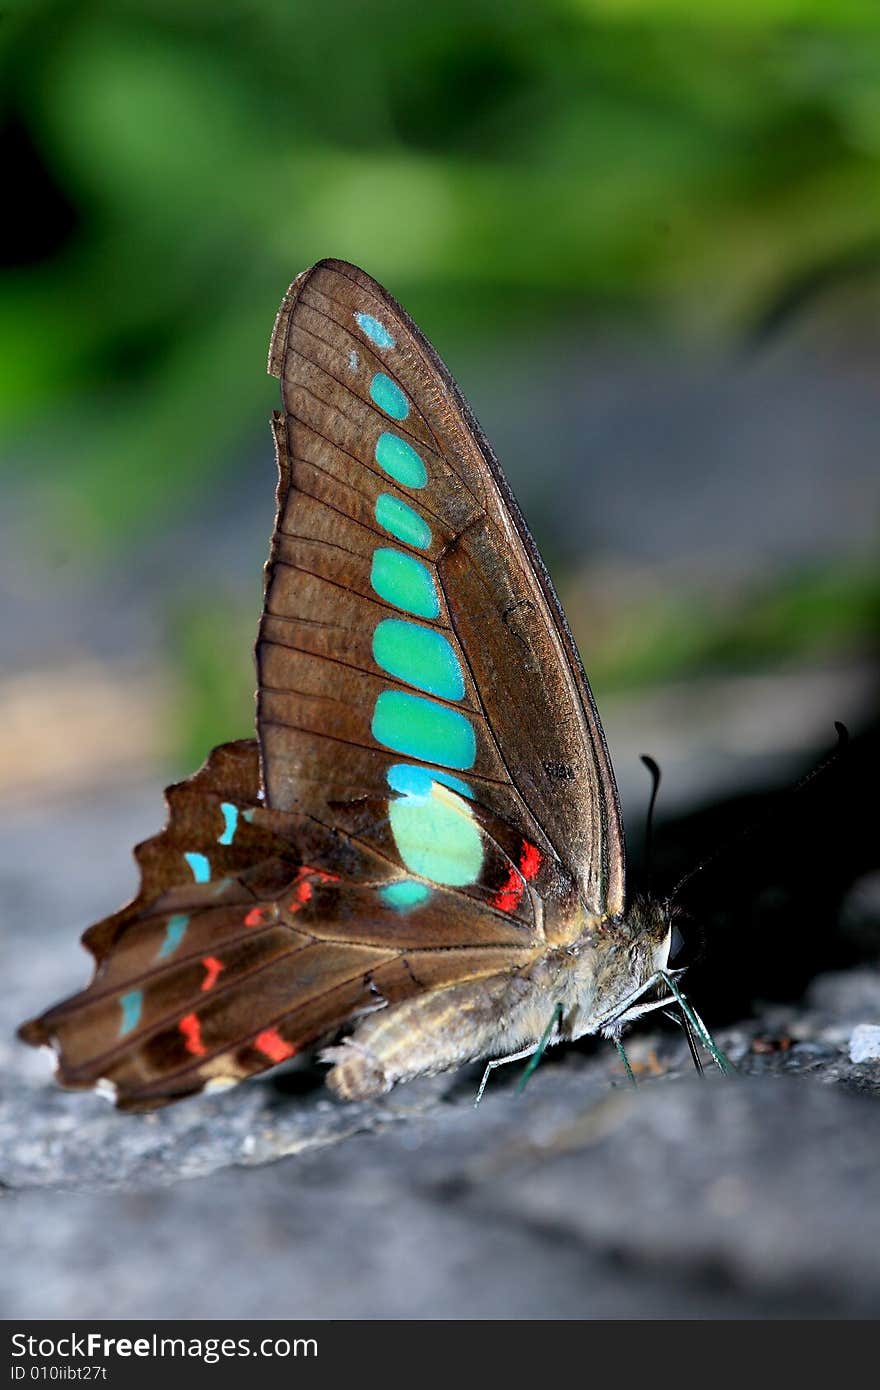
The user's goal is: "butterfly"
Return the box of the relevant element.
[20,259,728,1111]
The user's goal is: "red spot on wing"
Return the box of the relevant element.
[491,842,543,913]
[491,867,524,914]
[255,1028,296,1063]
[296,865,339,885]
[180,1013,206,1056]
[520,842,542,881]
[244,907,267,928]
[288,865,339,913]
[201,956,224,992]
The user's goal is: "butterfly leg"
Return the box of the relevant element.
[474,1003,563,1107]
[474,1043,542,1108]
[614,1038,637,1087]
[515,1002,564,1096]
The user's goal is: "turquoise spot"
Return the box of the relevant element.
[373,619,464,701]
[119,990,143,1036]
[370,373,409,420]
[375,493,431,550]
[381,880,431,911]
[185,852,211,883]
[388,786,483,887]
[371,548,439,619]
[356,313,395,349]
[243,809,256,823]
[158,915,189,960]
[372,691,476,769]
[374,432,427,489]
[218,802,238,845]
[387,763,473,800]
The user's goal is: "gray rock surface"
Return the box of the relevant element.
[4,1039,880,1319]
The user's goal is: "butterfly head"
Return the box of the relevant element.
[564,895,685,1042]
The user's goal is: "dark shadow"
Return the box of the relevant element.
[630,700,880,1027]
[264,1057,329,1103]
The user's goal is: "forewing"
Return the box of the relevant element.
[260,259,625,921]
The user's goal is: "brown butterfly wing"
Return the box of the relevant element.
[20,741,537,1111]
[21,259,624,1110]
[260,258,625,922]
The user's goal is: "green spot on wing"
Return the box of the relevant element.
[370,548,439,619]
[119,990,143,1036]
[373,618,464,700]
[375,493,432,549]
[157,915,189,960]
[185,852,210,883]
[381,880,431,910]
[370,373,409,420]
[374,432,427,488]
[389,790,483,886]
[218,802,238,845]
[387,763,473,799]
[356,312,396,348]
[372,690,476,768]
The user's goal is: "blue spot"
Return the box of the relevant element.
[372,691,476,769]
[371,548,439,619]
[185,852,211,883]
[381,880,431,911]
[373,619,464,700]
[356,313,395,349]
[218,802,238,846]
[243,809,256,823]
[370,373,409,420]
[375,493,432,549]
[387,763,473,800]
[158,915,189,960]
[375,432,427,488]
[119,990,143,1036]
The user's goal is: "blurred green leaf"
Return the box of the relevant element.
[2,0,879,735]
[167,593,255,774]
[577,562,880,692]
[4,3,880,550]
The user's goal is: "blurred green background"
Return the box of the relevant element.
[2,0,879,790]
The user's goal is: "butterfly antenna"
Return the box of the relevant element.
[640,754,662,891]
[669,721,849,903]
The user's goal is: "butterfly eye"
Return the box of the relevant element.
[668,923,686,964]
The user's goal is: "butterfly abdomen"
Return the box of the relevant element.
[322,959,573,1099]
[323,977,511,1099]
